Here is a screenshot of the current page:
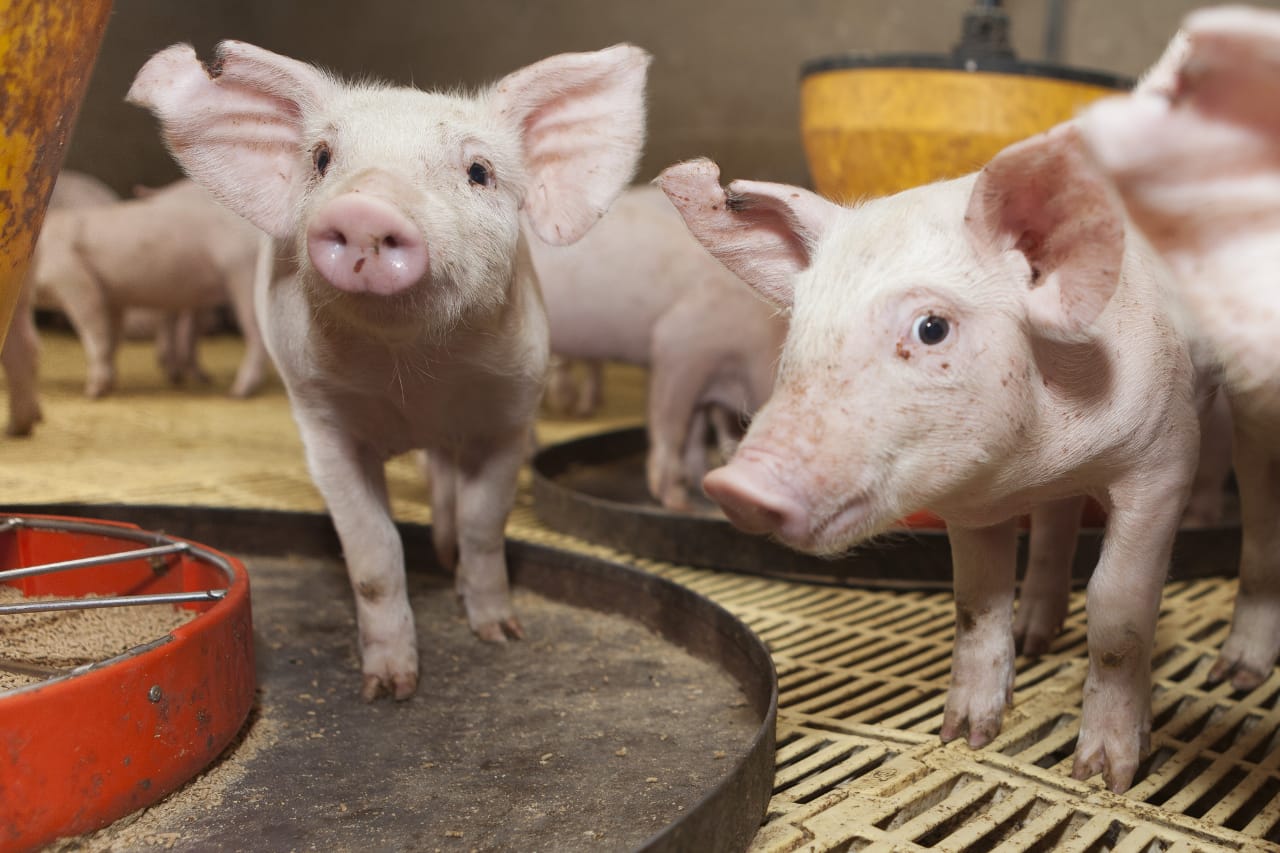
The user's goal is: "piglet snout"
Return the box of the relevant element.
[307,194,427,295]
[703,461,808,539]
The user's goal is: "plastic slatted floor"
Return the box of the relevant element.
[5,334,1279,852]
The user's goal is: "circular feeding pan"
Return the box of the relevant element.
[532,427,1242,589]
[10,504,776,853]
[0,514,254,852]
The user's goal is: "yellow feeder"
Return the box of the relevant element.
[0,0,112,347]
[800,7,1129,203]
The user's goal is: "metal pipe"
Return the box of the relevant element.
[1045,0,1066,63]
[0,542,190,582]
[0,589,226,615]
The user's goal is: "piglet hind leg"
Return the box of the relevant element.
[1072,478,1185,793]
[427,448,458,574]
[940,519,1018,749]
[1014,496,1084,657]
[299,418,418,701]
[453,438,526,643]
[1209,430,1280,690]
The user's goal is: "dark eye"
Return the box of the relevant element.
[313,143,331,177]
[468,161,491,187]
[913,314,950,345]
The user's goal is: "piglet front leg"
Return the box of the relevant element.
[1072,472,1187,792]
[297,413,418,701]
[941,519,1017,748]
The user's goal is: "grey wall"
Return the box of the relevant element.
[64,0,1280,194]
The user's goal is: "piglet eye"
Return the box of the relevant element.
[313,143,331,177]
[913,314,950,345]
[468,161,491,187]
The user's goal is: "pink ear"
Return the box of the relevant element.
[127,41,331,240]
[1132,29,1190,98]
[656,158,838,308]
[494,44,651,246]
[966,124,1126,342]
[1177,6,1280,136]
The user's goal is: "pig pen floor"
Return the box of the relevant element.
[6,330,1280,853]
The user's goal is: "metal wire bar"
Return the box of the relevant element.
[0,589,225,615]
[0,658,64,677]
[0,542,190,583]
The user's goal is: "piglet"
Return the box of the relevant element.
[1079,5,1280,689]
[31,179,268,398]
[129,40,649,700]
[1,171,122,435]
[658,124,1201,792]
[531,185,786,510]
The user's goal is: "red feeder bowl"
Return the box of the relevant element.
[0,514,255,852]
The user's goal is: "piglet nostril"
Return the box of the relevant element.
[306,193,428,295]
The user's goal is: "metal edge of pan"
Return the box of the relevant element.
[6,501,777,853]
[798,51,1133,90]
[530,427,1241,590]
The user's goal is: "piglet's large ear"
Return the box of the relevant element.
[966,124,1125,343]
[494,44,650,246]
[656,158,839,309]
[127,41,332,240]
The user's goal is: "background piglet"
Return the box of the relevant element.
[30,178,269,399]
[1,170,122,435]
[658,124,1201,792]
[532,185,786,510]
[129,40,648,700]
[1080,5,1280,690]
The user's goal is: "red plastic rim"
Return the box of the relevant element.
[0,514,255,852]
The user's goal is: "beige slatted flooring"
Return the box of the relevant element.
[4,331,1279,852]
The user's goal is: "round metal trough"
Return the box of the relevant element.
[0,513,255,852]
[8,503,777,853]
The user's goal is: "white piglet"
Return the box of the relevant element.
[129,41,649,700]
[658,124,1201,792]
[1080,6,1280,689]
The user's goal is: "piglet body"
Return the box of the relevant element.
[1080,5,1280,690]
[31,179,268,397]
[531,185,786,509]
[659,126,1201,792]
[129,40,648,700]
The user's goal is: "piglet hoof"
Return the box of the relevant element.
[1071,734,1146,793]
[85,376,114,399]
[1013,574,1070,659]
[658,485,693,513]
[940,673,1012,748]
[940,699,1007,749]
[1073,709,1149,793]
[6,406,42,438]
[360,670,419,702]
[357,639,419,701]
[1012,602,1066,658]
[228,375,261,398]
[473,616,525,644]
[1207,652,1270,691]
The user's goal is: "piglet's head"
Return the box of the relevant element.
[128,40,650,335]
[659,130,1126,555]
